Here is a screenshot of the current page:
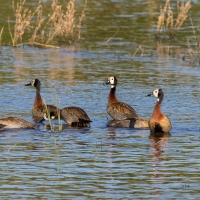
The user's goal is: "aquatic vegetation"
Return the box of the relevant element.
[0,27,3,46]
[43,100,55,133]
[10,0,36,46]
[156,0,191,40]
[43,97,62,133]
[131,44,144,59]
[29,1,46,45]
[46,0,80,44]
[105,28,119,44]
[53,96,62,132]
[186,18,200,65]
[9,0,87,47]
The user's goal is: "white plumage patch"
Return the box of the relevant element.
[153,88,159,98]
[109,76,115,85]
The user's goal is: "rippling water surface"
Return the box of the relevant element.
[0,0,200,199]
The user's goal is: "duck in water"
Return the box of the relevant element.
[105,76,149,128]
[147,88,172,133]
[25,79,58,119]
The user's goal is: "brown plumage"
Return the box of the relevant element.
[60,106,91,127]
[0,117,35,129]
[105,76,138,120]
[105,76,149,128]
[147,88,172,133]
[25,79,58,119]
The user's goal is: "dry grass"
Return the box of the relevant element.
[10,0,87,47]
[77,0,87,41]
[156,0,191,40]
[132,45,144,59]
[186,18,200,65]
[46,0,76,44]
[131,44,154,60]
[11,0,34,46]
[105,28,119,44]
[29,1,46,44]
[0,27,3,46]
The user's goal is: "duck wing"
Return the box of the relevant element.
[61,107,91,125]
[107,102,138,120]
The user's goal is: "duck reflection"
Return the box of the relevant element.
[106,128,117,180]
[149,132,171,179]
[107,119,131,128]
[42,122,90,133]
[108,128,116,140]
[107,119,149,129]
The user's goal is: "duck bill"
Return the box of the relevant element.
[105,80,110,85]
[38,118,45,123]
[25,82,32,86]
[146,92,153,97]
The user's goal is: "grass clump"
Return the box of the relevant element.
[186,18,200,65]
[29,1,46,45]
[46,0,76,44]
[9,0,87,47]
[10,0,35,46]
[156,0,191,40]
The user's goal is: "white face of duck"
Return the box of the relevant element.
[106,76,116,88]
[31,79,35,86]
[152,88,162,102]
[152,89,159,98]
[109,77,115,88]
[44,113,55,120]
[147,88,164,102]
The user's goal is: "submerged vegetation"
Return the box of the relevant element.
[8,0,87,47]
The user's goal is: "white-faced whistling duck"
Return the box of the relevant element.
[60,107,92,127]
[25,79,58,119]
[105,76,149,128]
[147,88,172,133]
[0,117,35,129]
[0,112,56,130]
[38,112,56,123]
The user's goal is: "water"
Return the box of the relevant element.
[0,0,200,199]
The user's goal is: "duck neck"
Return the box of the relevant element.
[34,87,43,108]
[108,86,118,104]
[152,100,163,118]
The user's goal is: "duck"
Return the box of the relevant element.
[147,88,172,133]
[0,112,56,130]
[60,106,92,127]
[105,76,138,120]
[25,79,58,119]
[0,117,35,129]
[105,76,149,128]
